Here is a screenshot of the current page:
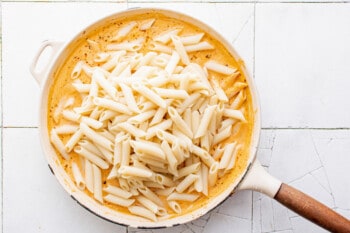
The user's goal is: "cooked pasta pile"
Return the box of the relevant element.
[49,17,250,221]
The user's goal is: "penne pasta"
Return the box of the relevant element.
[171,35,190,65]
[104,185,133,199]
[128,205,157,222]
[194,105,216,138]
[104,194,135,207]
[176,174,198,193]
[71,161,85,190]
[167,192,199,202]
[74,145,109,170]
[185,41,214,52]
[50,129,70,160]
[84,159,94,193]
[205,60,237,75]
[168,200,181,214]
[65,129,83,152]
[208,162,219,187]
[180,33,204,45]
[112,21,137,41]
[80,123,113,151]
[219,142,236,170]
[132,83,167,109]
[168,107,193,138]
[92,164,103,203]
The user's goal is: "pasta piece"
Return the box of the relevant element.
[208,162,219,187]
[99,110,117,122]
[65,129,83,152]
[130,140,165,160]
[119,83,140,113]
[128,205,157,222]
[94,52,111,63]
[112,21,137,41]
[177,162,201,179]
[92,164,103,203]
[93,97,132,115]
[71,61,84,79]
[85,159,94,193]
[138,186,164,208]
[95,144,113,164]
[201,163,209,196]
[119,166,153,179]
[155,187,175,196]
[80,123,113,151]
[81,116,103,129]
[128,109,156,124]
[87,39,100,51]
[167,192,199,202]
[230,90,246,110]
[144,181,165,189]
[212,125,232,146]
[54,124,79,135]
[101,51,126,71]
[114,178,128,192]
[168,107,193,138]
[212,79,228,102]
[104,194,135,207]
[155,174,175,187]
[205,60,236,75]
[223,109,246,122]
[213,144,224,160]
[146,119,172,139]
[71,161,85,190]
[72,83,91,93]
[219,142,236,169]
[165,51,180,75]
[74,146,109,169]
[185,41,214,52]
[107,38,144,52]
[180,33,204,45]
[107,165,119,180]
[154,28,181,44]
[168,201,181,214]
[132,83,167,109]
[176,174,198,193]
[226,145,241,172]
[104,185,132,199]
[117,122,146,138]
[149,107,167,126]
[62,109,81,123]
[93,69,118,100]
[194,105,216,138]
[50,129,70,160]
[139,18,155,31]
[171,35,190,65]
[136,196,165,215]
[153,87,189,99]
[160,140,178,176]
[149,42,173,54]
[121,138,131,166]
[176,93,201,114]
[78,139,101,156]
[191,145,215,167]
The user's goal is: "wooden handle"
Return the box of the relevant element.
[274,183,350,233]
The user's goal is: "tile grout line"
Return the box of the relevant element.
[251,2,256,233]
[1,3,3,231]
[1,1,350,3]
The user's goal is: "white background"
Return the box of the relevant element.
[2,1,350,233]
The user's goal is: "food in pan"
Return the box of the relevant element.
[48,13,253,221]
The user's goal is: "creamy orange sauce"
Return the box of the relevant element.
[47,13,254,218]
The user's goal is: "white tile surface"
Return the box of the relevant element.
[255,4,350,128]
[2,2,350,233]
[3,128,126,233]
[2,2,127,127]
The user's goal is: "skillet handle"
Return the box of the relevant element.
[30,40,63,85]
[274,183,350,233]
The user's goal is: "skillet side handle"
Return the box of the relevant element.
[274,183,350,233]
[238,159,282,198]
[30,40,63,85]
